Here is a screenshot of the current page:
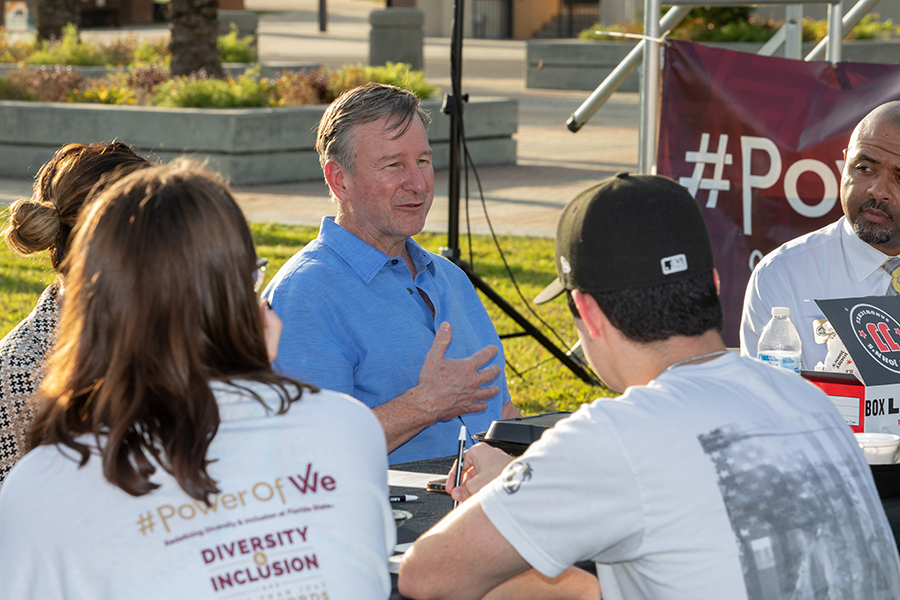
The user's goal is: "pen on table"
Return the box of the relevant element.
[389,495,418,502]
[453,424,466,509]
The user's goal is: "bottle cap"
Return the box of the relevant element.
[772,307,790,317]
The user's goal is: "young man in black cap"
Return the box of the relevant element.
[399,174,900,600]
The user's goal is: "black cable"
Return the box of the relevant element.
[464,136,474,268]
[505,357,526,380]
[461,137,583,358]
[455,120,594,374]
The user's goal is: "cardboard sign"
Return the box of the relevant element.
[816,297,900,387]
[803,296,900,434]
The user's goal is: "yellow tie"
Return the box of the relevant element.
[883,257,900,296]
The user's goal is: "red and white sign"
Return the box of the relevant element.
[803,297,900,434]
[657,40,900,346]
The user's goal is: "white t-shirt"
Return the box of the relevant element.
[0,382,395,600]
[477,353,900,600]
[741,217,893,369]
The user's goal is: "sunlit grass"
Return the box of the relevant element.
[0,209,58,331]
[1,217,612,415]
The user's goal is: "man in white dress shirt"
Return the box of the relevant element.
[741,101,900,369]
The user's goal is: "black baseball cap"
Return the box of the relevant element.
[534,173,714,304]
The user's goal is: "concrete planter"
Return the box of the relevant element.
[527,39,900,93]
[0,62,317,80]
[0,97,517,185]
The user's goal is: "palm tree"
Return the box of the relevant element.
[36,0,79,41]
[168,0,223,77]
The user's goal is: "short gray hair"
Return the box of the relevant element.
[315,83,431,178]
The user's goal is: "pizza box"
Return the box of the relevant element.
[802,296,900,436]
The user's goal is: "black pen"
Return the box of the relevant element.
[453,425,466,509]
[389,495,418,502]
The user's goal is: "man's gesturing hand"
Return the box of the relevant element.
[418,322,501,422]
[373,321,503,453]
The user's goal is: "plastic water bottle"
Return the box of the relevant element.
[757,307,802,373]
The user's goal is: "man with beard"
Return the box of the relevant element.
[741,101,900,369]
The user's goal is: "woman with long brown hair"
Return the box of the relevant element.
[0,142,151,486]
[0,160,394,599]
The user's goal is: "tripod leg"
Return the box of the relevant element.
[463,265,598,386]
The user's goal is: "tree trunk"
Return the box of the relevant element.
[168,0,223,78]
[36,0,80,41]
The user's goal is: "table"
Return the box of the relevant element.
[388,456,457,600]
[390,456,456,542]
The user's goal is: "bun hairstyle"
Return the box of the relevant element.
[2,142,151,273]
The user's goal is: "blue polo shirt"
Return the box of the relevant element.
[265,217,511,464]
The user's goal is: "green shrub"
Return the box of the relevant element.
[802,17,829,43]
[580,11,899,44]
[0,25,244,67]
[125,62,171,104]
[848,13,899,40]
[68,81,136,104]
[364,62,437,99]
[25,23,108,66]
[683,17,777,43]
[0,31,35,63]
[326,64,369,100]
[218,23,256,63]
[6,65,83,102]
[270,63,436,106]
[0,58,434,109]
[132,37,170,65]
[270,68,332,106]
[97,33,139,66]
[151,67,270,108]
[0,76,36,100]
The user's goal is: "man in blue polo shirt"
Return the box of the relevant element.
[264,83,520,464]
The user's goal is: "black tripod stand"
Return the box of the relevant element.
[438,0,597,385]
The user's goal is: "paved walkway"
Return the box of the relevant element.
[0,0,639,237]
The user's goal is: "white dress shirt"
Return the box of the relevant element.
[741,217,894,369]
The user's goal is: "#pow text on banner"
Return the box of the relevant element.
[657,40,900,346]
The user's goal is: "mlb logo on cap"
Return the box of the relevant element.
[662,254,688,275]
[534,173,714,304]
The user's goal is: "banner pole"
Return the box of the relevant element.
[638,0,661,174]
[567,5,691,133]
[806,0,876,62]
[826,0,843,63]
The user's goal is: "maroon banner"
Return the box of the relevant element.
[658,40,900,347]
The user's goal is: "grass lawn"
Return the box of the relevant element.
[1,211,612,415]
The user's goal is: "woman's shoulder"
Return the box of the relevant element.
[0,283,61,359]
[293,387,382,429]
[214,380,380,427]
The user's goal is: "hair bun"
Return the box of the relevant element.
[2,197,61,256]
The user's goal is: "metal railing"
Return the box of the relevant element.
[566,0,884,173]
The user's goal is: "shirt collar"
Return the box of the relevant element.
[318,217,434,283]
[406,236,435,276]
[841,216,894,282]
